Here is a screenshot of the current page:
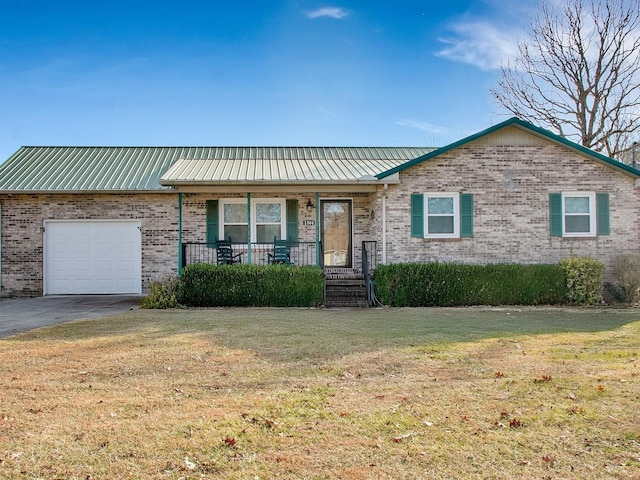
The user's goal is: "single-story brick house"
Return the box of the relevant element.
[0,117,638,298]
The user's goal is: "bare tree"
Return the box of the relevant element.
[491,0,640,159]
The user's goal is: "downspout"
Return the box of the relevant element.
[382,184,388,264]
[178,193,183,275]
[315,191,320,266]
[247,193,252,263]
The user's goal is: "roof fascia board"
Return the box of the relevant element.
[0,189,176,195]
[376,117,640,179]
[160,178,400,187]
[172,184,379,194]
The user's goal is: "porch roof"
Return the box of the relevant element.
[159,147,433,185]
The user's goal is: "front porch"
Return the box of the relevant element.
[180,241,379,307]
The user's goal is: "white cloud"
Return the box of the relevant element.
[307,7,348,20]
[436,20,521,70]
[394,119,446,135]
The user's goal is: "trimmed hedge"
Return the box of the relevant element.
[178,263,323,307]
[374,262,567,307]
[558,256,604,305]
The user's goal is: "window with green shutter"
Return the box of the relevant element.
[549,193,562,237]
[596,193,610,236]
[550,192,608,237]
[217,198,297,242]
[460,193,473,238]
[411,192,472,239]
[286,199,299,241]
[206,200,219,244]
[411,194,424,237]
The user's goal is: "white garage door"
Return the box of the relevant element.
[44,220,142,295]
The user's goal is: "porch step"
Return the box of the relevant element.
[323,268,368,308]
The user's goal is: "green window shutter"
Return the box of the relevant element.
[206,200,219,244]
[596,193,610,236]
[411,194,424,237]
[286,199,299,241]
[549,193,562,237]
[460,193,474,238]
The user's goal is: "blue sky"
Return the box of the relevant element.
[0,0,537,163]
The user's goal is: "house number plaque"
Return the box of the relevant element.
[302,220,315,226]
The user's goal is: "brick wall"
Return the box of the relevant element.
[378,141,640,269]
[0,193,179,296]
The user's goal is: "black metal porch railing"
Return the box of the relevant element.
[362,240,378,306]
[181,241,320,268]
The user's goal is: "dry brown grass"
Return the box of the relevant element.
[0,307,639,479]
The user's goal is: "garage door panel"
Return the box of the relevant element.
[95,243,115,255]
[45,221,142,295]
[96,261,114,273]
[118,243,137,254]
[76,244,93,255]
[96,279,116,291]
[49,260,70,273]
[73,260,93,274]
[49,241,72,255]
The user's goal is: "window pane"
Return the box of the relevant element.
[565,197,589,214]
[428,197,453,214]
[256,225,281,243]
[224,204,248,223]
[224,225,248,242]
[565,215,590,233]
[428,216,454,234]
[256,203,281,223]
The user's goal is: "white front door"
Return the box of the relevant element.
[44,220,142,295]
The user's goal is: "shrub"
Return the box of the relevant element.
[178,263,323,307]
[373,262,566,307]
[558,256,604,305]
[610,254,640,304]
[141,277,181,309]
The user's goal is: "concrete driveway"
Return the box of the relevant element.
[0,295,142,338]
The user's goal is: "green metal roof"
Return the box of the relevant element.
[0,146,434,192]
[377,117,640,179]
[160,147,432,185]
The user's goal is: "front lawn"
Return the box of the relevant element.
[1,307,639,479]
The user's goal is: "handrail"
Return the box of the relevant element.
[361,240,378,306]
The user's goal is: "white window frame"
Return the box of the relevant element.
[252,199,286,243]
[220,199,286,243]
[220,199,248,242]
[562,192,596,237]
[424,192,460,239]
